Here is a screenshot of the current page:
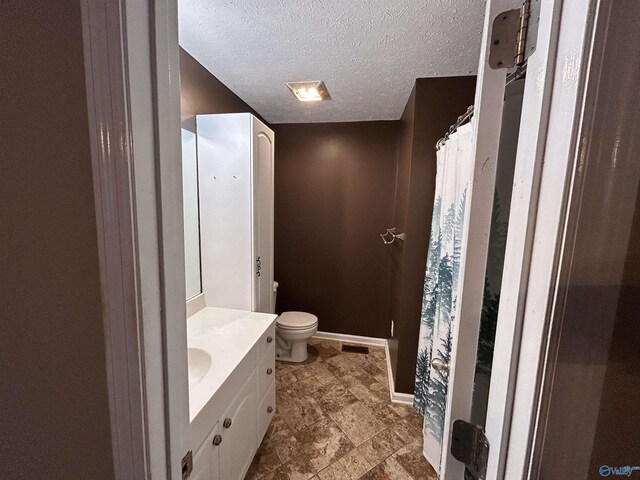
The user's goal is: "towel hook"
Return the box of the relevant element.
[380,227,406,245]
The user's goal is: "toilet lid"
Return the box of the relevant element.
[277,311,318,330]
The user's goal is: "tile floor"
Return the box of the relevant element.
[245,338,437,480]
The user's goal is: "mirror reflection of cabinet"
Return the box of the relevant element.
[182,128,203,300]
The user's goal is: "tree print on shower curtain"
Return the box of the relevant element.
[414,190,467,438]
[412,123,475,473]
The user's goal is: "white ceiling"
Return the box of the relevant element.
[178,0,486,124]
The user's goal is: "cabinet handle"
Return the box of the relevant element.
[223,418,232,429]
[266,368,273,375]
[267,406,273,414]
[212,435,222,446]
[266,336,273,344]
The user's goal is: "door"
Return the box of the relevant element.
[252,117,275,313]
[432,0,512,478]
[219,371,258,480]
[485,0,637,478]
[530,4,640,475]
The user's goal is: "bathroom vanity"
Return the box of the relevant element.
[180,112,277,479]
[187,305,277,480]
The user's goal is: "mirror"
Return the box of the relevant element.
[182,128,202,300]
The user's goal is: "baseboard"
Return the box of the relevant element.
[313,331,387,347]
[313,331,414,405]
[384,341,415,405]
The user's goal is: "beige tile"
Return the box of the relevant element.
[287,377,320,397]
[357,428,406,467]
[347,383,388,410]
[359,456,413,480]
[293,366,318,381]
[255,340,435,480]
[392,441,437,480]
[277,370,299,387]
[403,410,424,431]
[279,454,317,480]
[329,402,386,446]
[338,449,372,479]
[350,371,381,389]
[391,418,422,444]
[317,461,350,480]
[361,361,385,377]
[316,345,341,361]
[259,466,290,480]
[387,403,413,418]
[296,418,354,472]
[367,381,391,402]
[316,382,359,415]
[264,414,295,444]
[275,435,304,464]
[373,405,403,428]
[254,443,282,478]
[315,369,338,386]
[279,396,326,432]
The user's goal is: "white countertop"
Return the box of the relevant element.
[187,307,277,424]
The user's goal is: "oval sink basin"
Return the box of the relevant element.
[187,347,211,388]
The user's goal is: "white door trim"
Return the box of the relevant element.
[147,0,191,478]
[81,1,188,478]
[485,0,598,478]
[80,1,148,478]
[438,0,509,477]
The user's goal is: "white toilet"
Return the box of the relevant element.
[272,282,318,363]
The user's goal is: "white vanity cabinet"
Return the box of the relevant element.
[188,311,276,480]
[219,371,258,480]
[197,113,275,314]
[192,424,220,480]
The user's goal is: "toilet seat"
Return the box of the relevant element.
[276,311,318,330]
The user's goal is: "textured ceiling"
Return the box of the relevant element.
[178,0,486,124]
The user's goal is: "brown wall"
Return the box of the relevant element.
[273,122,399,338]
[179,50,477,394]
[0,2,114,478]
[180,47,266,131]
[388,77,477,393]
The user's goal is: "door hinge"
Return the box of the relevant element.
[181,450,193,480]
[489,0,539,69]
[450,420,489,479]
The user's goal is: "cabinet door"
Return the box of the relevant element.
[220,371,258,480]
[191,423,221,480]
[252,117,274,313]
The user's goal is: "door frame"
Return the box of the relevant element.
[83,0,601,478]
[436,0,510,477]
[81,0,188,478]
[484,0,598,478]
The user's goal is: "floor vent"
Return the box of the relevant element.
[341,344,370,355]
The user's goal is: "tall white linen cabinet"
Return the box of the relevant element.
[197,113,275,313]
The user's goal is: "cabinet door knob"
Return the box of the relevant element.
[223,418,232,429]
[266,336,273,344]
[212,435,222,446]
[266,368,273,375]
[267,406,273,414]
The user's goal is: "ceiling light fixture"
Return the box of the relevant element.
[286,81,331,102]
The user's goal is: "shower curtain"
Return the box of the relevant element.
[413,122,475,472]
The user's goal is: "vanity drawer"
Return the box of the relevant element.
[257,381,276,444]
[257,322,276,360]
[257,348,276,400]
